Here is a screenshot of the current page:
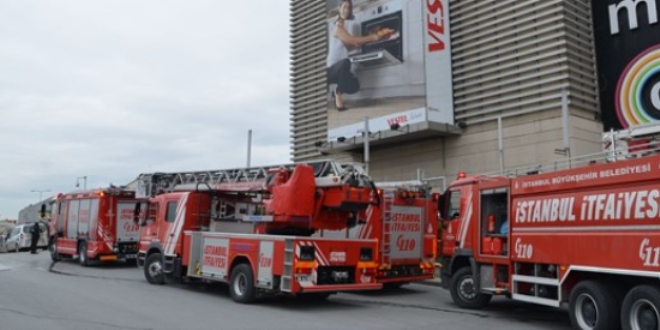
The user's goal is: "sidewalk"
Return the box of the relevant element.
[418,277,442,287]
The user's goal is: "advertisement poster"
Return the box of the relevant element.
[325,0,453,139]
[592,0,660,130]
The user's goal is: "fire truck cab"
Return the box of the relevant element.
[438,153,660,330]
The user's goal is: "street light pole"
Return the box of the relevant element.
[247,129,252,168]
[31,189,50,201]
[76,176,87,190]
[364,116,370,175]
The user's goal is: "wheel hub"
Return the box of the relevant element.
[459,276,477,301]
[631,299,659,330]
[148,261,162,278]
[234,273,247,296]
[576,293,598,329]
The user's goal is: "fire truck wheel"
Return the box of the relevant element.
[230,264,256,304]
[569,281,620,330]
[450,267,492,309]
[78,242,90,267]
[49,238,60,262]
[621,285,660,330]
[144,253,165,285]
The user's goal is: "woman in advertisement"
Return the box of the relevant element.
[327,0,392,111]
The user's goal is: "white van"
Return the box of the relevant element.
[5,223,48,252]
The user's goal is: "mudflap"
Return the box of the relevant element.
[164,257,184,283]
[137,252,146,268]
[440,257,451,289]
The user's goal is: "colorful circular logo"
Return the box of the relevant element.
[616,44,660,128]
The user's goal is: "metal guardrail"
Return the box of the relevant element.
[477,137,660,179]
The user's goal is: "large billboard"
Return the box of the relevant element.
[592,0,660,130]
[325,0,453,141]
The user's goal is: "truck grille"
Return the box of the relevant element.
[118,243,138,255]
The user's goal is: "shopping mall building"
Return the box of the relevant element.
[290,0,660,187]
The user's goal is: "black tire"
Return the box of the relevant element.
[450,267,492,309]
[569,281,620,330]
[229,263,256,304]
[78,242,90,267]
[49,238,60,262]
[144,253,165,285]
[621,285,660,330]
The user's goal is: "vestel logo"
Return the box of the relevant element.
[427,0,447,52]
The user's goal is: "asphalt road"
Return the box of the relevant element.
[0,251,573,330]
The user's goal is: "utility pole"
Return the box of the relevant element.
[31,189,50,201]
[247,129,252,167]
[364,117,370,175]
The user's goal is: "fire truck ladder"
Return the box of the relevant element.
[281,239,295,292]
[381,190,395,269]
[134,160,371,198]
[603,123,660,161]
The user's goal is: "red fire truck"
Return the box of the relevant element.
[438,139,660,329]
[48,188,146,266]
[316,181,438,287]
[134,161,383,303]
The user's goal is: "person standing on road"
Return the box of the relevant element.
[30,222,42,254]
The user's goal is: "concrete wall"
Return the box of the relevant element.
[343,108,603,189]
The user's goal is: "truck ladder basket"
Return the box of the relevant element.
[281,239,294,292]
[134,160,368,197]
[511,262,561,308]
[381,190,395,267]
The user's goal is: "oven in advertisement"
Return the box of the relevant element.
[324,0,454,141]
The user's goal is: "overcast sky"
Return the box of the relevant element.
[0,1,291,218]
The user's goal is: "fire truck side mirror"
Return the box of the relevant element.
[39,204,47,219]
[437,193,446,220]
[133,202,142,225]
